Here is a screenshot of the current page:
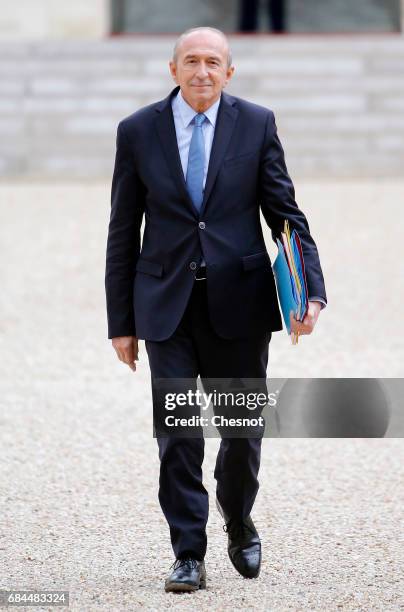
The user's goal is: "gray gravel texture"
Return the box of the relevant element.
[0,181,403,611]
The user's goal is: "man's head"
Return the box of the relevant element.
[170,27,235,113]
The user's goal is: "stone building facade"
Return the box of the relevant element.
[0,0,402,40]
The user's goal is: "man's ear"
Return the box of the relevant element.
[169,61,178,83]
[225,65,235,85]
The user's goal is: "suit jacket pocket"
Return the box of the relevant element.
[242,251,270,271]
[223,151,259,169]
[136,258,163,277]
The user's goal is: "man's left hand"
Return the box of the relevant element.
[290,301,322,338]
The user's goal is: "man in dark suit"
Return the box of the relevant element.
[105,26,326,592]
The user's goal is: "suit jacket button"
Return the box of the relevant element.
[189,262,197,270]
[198,221,205,229]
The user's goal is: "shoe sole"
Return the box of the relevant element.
[165,578,206,593]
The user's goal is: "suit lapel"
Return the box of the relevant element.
[199,93,239,218]
[154,88,199,217]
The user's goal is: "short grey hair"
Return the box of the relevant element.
[172,26,233,68]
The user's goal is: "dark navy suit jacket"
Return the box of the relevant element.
[105,86,327,341]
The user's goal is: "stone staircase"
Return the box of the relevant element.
[0,35,403,178]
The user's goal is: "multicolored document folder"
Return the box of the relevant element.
[273,220,309,335]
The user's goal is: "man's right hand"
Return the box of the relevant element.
[111,336,139,372]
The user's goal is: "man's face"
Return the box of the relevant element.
[169,31,235,112]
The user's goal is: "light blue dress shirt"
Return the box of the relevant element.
[171,90,325,309]
[172,90,220,269]
[172,89,220,190]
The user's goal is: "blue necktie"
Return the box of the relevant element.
[186,113,206,212]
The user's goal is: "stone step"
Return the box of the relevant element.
[0,36,403,178]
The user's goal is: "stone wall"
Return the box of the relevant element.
[0,0,109,40]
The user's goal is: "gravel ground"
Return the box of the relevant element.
[0,180,403,611]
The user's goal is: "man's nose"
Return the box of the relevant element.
[195,62,209,77]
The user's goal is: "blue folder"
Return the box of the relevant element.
[272,233,308,334]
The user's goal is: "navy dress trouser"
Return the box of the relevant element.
[145,278,271,561]
[239,0,285,32]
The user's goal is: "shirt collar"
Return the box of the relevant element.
[174,89,221,128]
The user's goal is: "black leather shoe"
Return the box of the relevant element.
[164,558,206,592]
[216,497,261,578]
